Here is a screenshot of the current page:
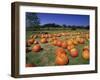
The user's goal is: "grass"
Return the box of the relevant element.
[26,29,89,66]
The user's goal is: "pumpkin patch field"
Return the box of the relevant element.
[26,29,90,67]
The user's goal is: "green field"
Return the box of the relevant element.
[26,29,89,67]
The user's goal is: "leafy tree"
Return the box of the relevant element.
[26,13,40,29]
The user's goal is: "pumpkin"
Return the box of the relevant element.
[55,54,69,65]
[40,38,47,43]
[56,40,62,47]
[70,48,78,57]
[61,41,67,48]
[79,38,85,44]
[32,44,41,52]
[67,44,75,51]
[82,50,90,60]
[67,40,73,46]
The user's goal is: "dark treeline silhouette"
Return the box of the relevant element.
[26,23,89,31]
[41,23,89,29]
[41,23,62,28]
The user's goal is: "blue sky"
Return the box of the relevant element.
[37,13,89,26]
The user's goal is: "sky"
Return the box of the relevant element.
[37,13,89,26]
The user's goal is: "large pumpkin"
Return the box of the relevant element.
[55,54,69,65]
[32,44,41,52]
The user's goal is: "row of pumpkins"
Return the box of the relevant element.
[26,32,89,67]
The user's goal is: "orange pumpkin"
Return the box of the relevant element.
[56,40,62,47]
[82,50,90,60]
[61,41,67,48]
[67,40,73,46]
[73,40,78,45]
[32,44,41,52]
[67,44,75,51]
[40,38,47,43]
[70,48,78,57]
[55,54,69,65]
[79,38,85,44]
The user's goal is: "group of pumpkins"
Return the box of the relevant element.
[26,32,90,66]
[52,37,89,65]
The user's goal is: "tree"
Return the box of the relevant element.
[26,13,40,29]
